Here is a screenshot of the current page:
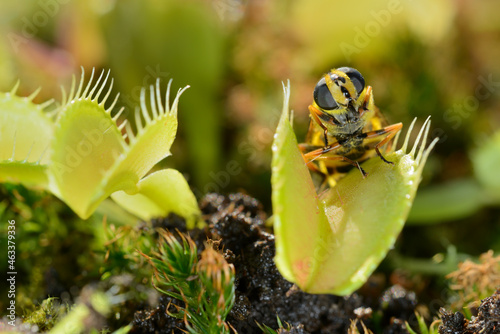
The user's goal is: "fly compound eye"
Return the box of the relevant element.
[337,67,365,95]
[313,77,338,110]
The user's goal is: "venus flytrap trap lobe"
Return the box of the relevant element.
[272,81,438,295]
[49,68,128,214]
[0,82,54,187]
[0,68,200,226]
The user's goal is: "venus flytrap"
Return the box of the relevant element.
[272,81,438,295]
[0,83,54,186]
[0,69,200,227]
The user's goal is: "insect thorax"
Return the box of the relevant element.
[324,106,365,137]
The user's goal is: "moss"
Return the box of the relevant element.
[23,297,67,331]
[131,193,423,333]
[438,289,500,334]
[446,250,500,310]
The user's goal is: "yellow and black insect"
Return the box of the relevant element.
[299,67,402,187]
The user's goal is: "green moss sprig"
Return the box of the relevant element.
[406,313,440,334]
[142,230,235,333]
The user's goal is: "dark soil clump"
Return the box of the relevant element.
[131,192,420,333]
[439,289,500,334]
[380,285,417,332]
[130,296,185,334]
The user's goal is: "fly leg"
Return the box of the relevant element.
[303,144,367,178]
[362,122,403,165]
[308,105,329,146]
[358,86,373,118]
[298,143,323,174]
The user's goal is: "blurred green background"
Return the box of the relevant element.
[2,0,500,317]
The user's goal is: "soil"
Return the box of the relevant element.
[438,290,500,334]
[129,193,421,334]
